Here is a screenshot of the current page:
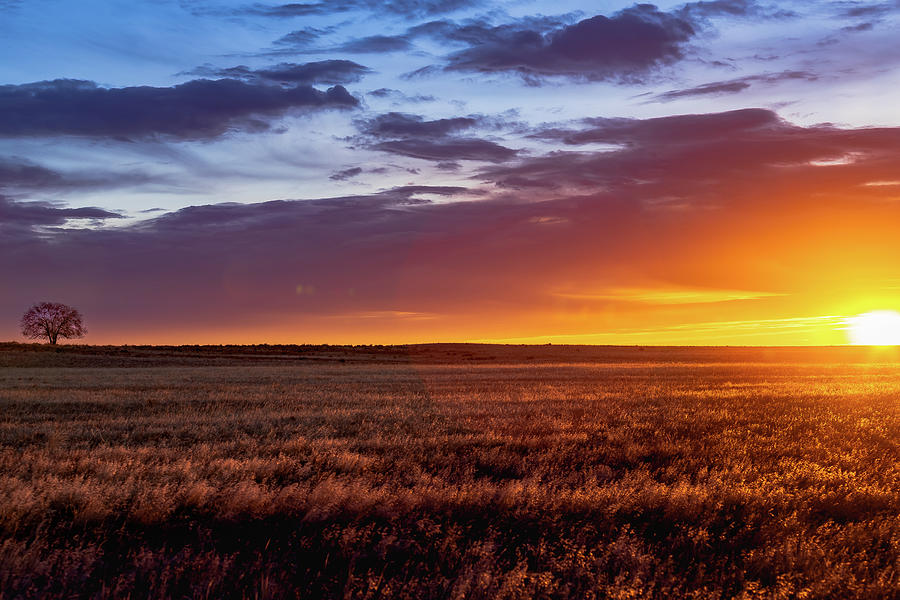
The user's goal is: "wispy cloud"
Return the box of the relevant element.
[473,316,848,345]
[553,286,783,305]
[649,71,817,102]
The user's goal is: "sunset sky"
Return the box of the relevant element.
[3,0,900,345]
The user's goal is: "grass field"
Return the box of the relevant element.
[1,343,899,599]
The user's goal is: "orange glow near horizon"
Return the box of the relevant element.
[70,304,898,347]
[11,181,900,348]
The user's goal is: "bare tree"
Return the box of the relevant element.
[21,302,87,345]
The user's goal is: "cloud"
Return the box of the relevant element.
[273,26,336,47]
[530,107,784,146]
[274,32,416,55]
[678,0,797,20]
[366,4,791,82]
[368,88,400,98]
[0,196,122,228]
[828,1,900,32]
[0,186,551,339]
[189,60,371,85]
[407,15,577,45]
[842,21,876,32]
[439,4,697,82]
[373,138,517,162]
[329,166,363,181]
[553,286,782,304]
[275,6,694,83]
[358,112,479,137]
[488,108,900,200]
[268,13,574,70]
[0,157,154,193]
[0,159,68,190]
[650,70,817,101]
[356,112,517,162]
[834,1,900,18]
[367,88,436,102]
[241,0,475,19]
[656,80,752,99]
[0,78,358,140]
[334,35,413,53]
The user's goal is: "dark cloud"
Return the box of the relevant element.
[273,26,336,47]
[437,4,697,82]
[359,112,478,137]
[842,21,876,32]
[0,196,121,228]
[532,108,780,146]
[656,80,751,99]
[334,35,413,53]
[243,2,331,16]
[367,88,436,103]
[242,0,475,19]
[487,109,900,198]
[0,78,358,140]
[356,112,517,162]
[651,70,817,101]
[375,4,793,81]
[189,60,371,85]
[329,166,363,181]
[373,138,517,162]
[368,88,399,98]
[0,159,67,190]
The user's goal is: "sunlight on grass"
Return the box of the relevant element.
[0,346,898,598]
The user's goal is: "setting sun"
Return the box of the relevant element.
[846,310,900,345]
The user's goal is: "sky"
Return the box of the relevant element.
[3,0,900,345]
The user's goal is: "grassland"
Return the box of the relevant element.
[1,343,899,599]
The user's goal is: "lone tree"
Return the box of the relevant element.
[21,302,86,345]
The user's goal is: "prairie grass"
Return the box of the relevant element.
[0,344,898,598]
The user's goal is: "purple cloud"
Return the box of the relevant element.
[373,138,517,162]
[0,78,358,140]
[0,196,121,228]
[189,60,371,86]
[329,167,363,181]
[356,112,517,162]
[442,5,696,82]
[650,71,817,101]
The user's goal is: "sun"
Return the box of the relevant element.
[847,310,900,345]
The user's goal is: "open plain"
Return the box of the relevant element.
[1,343,899,599]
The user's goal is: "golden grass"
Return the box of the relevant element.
[0,346,899,598]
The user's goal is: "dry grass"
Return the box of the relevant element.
[0,344,899,598]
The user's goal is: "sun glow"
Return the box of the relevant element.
[847,310,900,345]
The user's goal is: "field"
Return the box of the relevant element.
[1,343,899,599]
